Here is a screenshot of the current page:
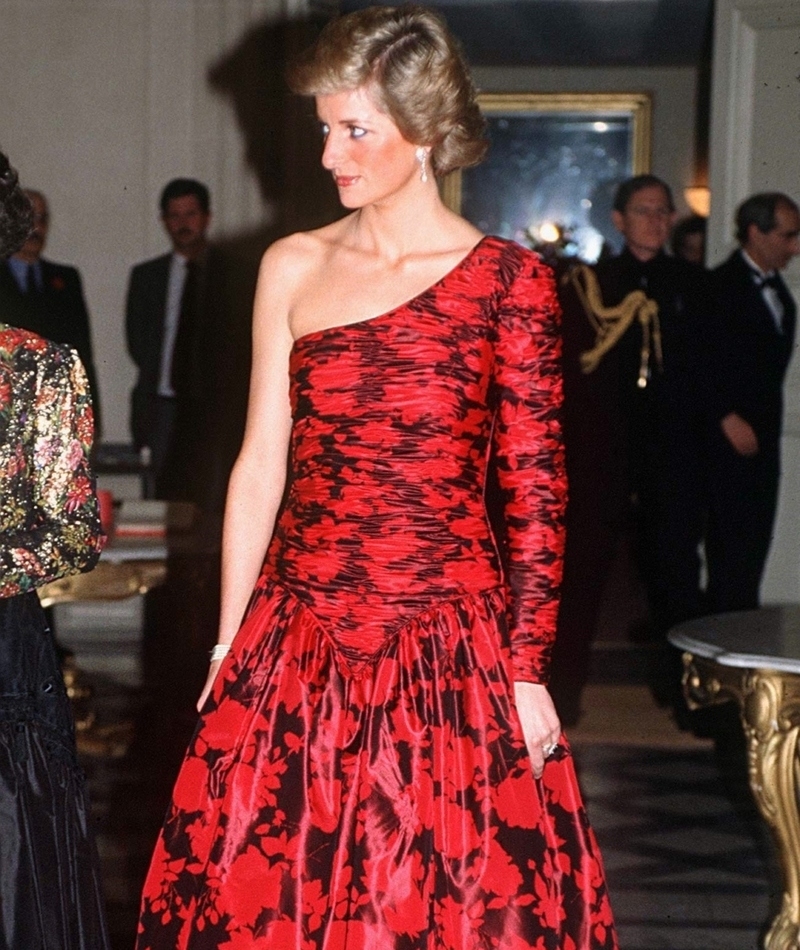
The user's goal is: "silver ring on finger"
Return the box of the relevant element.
[542,741,558,758]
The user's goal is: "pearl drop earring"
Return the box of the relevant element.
[416,147,428,184]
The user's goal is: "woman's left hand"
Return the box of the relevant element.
[513,681,562,779]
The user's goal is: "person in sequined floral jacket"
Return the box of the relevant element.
[0,150,110,950]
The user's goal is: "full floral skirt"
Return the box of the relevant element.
[136,580,617,950]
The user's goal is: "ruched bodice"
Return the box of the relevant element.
[263,236,567,679]
[267,246,502,651]
[136,236,617,950]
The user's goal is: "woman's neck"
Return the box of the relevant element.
[343,193,463,264]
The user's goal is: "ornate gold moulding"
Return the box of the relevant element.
[672,606,800,950]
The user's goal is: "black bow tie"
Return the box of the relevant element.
[753,270,781,290]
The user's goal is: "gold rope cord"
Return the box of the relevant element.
[565,263,662,388]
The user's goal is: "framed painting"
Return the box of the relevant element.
[442,93,652,263]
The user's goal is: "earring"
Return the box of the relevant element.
[416,147,428,184]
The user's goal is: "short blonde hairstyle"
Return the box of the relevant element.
[288,5,487,177]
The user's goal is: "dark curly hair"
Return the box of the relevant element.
[287,5,487,177]
[0,151,33,259]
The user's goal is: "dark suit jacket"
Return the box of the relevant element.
[594,249,710,415]
[708,249,797,450]
[125,247,255,511]
[593,248,711,489]
[124,253,172,448]
[0,258,101,429]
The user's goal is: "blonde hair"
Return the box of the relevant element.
[287,5,487,176]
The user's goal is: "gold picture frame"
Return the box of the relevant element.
[443,92,652,260]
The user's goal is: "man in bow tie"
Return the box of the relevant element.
[0,188,101,431]
[705,192,800,612]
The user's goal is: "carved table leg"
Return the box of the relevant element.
[740,671,800,950]
[682,654,800,950]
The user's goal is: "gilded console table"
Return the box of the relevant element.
[669,606,800,950]
[38,535,169,751]
[38,500,200,609]
[37,555,167,607]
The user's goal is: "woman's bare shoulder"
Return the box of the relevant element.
[259,218,354,287]
[258,231,322,287]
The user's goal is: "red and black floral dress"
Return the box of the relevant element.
[136,236,618,950]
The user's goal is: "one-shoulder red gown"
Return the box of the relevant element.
[136,236,618,950]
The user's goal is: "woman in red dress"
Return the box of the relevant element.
[136,6,617,948]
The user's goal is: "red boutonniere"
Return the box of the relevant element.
[50,276,66,292]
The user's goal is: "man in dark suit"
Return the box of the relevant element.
[126,179,252,511]
[126,178,211,489]
[705,192,800,612]
[549,175,710,722]
[597,175,710,632]
[0,189,101,430]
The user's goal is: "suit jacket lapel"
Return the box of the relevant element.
[734,250,787,335]
[0,260,24,300]
[0,259,40,335]
[38,259,55,299]
[154,254,172,335]
[775,272,796,322]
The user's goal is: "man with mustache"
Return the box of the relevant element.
[0,188,101,432]
[125,178,216,501]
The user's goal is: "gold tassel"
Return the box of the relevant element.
[564,263,662,386]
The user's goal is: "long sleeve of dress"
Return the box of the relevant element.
[0,330,104,597]
[491,251,568,683]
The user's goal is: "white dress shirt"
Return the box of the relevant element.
[157,253,190,397]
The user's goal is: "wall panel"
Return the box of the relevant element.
[0,0,290,441]
[707,0,800,600]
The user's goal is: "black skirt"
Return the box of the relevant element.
[0,592,109,950]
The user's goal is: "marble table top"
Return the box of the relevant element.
[669,606,800,674]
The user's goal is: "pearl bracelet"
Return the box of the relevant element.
[209,643,231,663]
